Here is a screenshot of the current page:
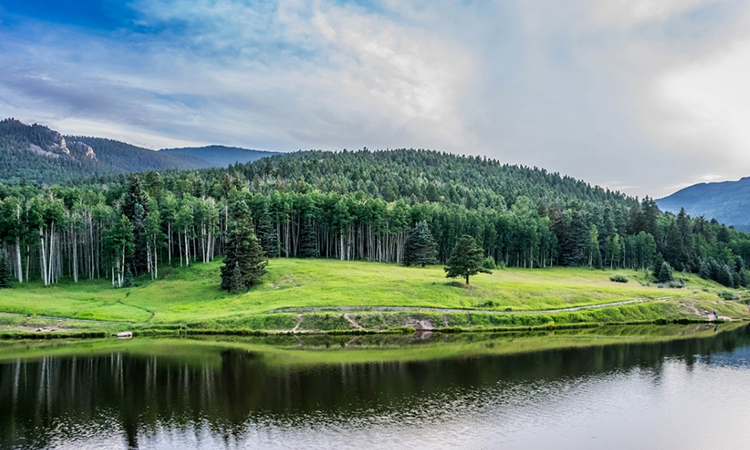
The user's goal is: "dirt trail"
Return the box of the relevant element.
[344,314,363,329]
[683,301,733,321]
[291,314,303,332]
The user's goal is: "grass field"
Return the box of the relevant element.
[0,258,747,334]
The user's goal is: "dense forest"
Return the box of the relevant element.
[0,149,748,289]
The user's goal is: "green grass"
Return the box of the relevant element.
[0,258,746,333]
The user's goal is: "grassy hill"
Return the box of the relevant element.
[657,177,750,232]
[0,259,746,336]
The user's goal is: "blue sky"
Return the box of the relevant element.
[1,0,750,197]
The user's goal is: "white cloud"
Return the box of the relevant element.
[2,0,750,197]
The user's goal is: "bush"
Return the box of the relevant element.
[718,290,739,300]
[666,280,684,289]
[482,256,497,271]
[609,274,629,283]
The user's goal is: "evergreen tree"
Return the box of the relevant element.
[738,269,749,288]
[122,174,150,273]
[299,219,319,258]
[122,264,134,288]
[718,264,734,287]
[256,207,280,258]
[221,199,267,292]
[0,253,10,288]
[444,235,491,285]
[698,259,711,280]
[658,261,674,283]
[227,261,244,294]
[403,221,438,267]
[653,253,665,278]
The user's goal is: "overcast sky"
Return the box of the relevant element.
[1,0,750,198]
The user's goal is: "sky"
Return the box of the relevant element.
[1,0,750,198]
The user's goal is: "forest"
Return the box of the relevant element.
[0,148,748,289]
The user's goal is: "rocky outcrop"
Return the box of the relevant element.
[68,141,97,160]
[1,118,97,161]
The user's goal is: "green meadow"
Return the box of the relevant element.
[0,258,747,335]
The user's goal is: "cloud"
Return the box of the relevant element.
[0,0,750,197]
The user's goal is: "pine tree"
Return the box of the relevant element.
[403,221,438,267]
[653,253,665,278]
[299,219,319,258]
[221,199,267,292]
[227,261,244,294]
[122,264,134,288]
[256,207,280,258]
[444,235,490,285]
[698,259,711,280]
[122,174,150,273]
[0,253,11,288]
[658,261,673,283]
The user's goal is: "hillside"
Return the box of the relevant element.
[160,145,280,167]
[657,178,750,232]
[0,118,278,184]
[69,136,210,173]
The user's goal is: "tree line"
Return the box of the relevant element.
[0,149,748,289]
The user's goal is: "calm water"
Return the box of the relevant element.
[2,325,750,449]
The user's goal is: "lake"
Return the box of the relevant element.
[2,324,750,449]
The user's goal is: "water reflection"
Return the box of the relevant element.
[2,324,750,449]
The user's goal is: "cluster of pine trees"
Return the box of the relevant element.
[0,149,748,289]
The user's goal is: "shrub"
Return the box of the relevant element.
[609,274,629,283]
[482,256,497,271]
[718,290,739,300]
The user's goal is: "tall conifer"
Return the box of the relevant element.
[221,199,267,292]
[403,221,438,267]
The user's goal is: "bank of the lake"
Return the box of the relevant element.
[0,259,748,338]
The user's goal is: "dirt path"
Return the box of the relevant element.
[344,313,363,329]
[267,298,670,316]
[683,301,733,321]
[291,314,303,332]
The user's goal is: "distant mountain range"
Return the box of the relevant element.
[0,118,280,184]
[160,145,280,168]
[657,178,750,232]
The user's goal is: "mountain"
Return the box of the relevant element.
[657,177,750,232]
[0,118,279,184]
[160,145,280,167]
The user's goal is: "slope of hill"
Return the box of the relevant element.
[160,145,280,167]
[0,118,109,184]
[70,137,210,173]
[657,178,750,232]
[0,118,279,184]
[227,149,632,206]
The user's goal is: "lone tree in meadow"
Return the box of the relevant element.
[221,199,267,293]
[444,235,491,285]
[403,221,438,267]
